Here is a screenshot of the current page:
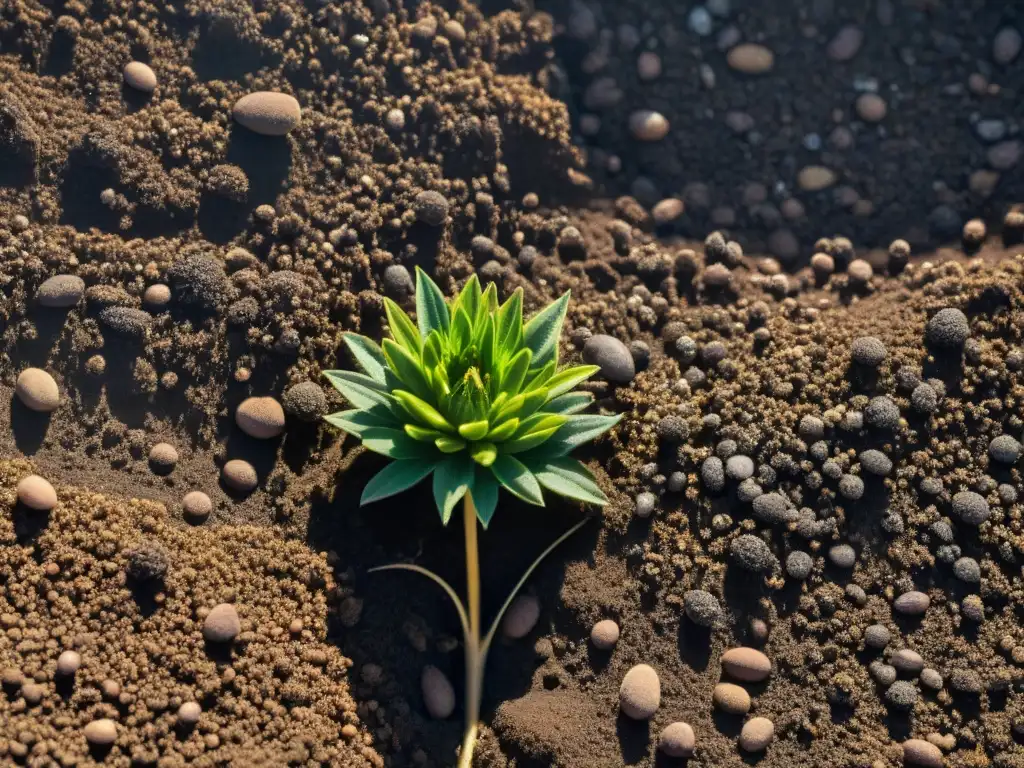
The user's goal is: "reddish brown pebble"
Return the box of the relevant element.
[619,664,661,719]
[713,682,751,715]
[123,61,157,93]
[17,475,57,511]
[233,92,302,136]
[16,368,60,412]
[421,665,455,719]
[659,722,696,757]
[236,397,286,439]
[856,93,888,122]
[652,198,685,225]
[903,739,944,767]
[721,647,772,682]
[739,717,775,752]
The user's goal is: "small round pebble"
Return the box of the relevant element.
[182,490,213,521]
[222,460,258,493]
[727,43,775,74]
[894,591,930,616]
[752,492,794,524]
[658,722,695,758]
[236,397,286,439]
[903,738,944,767]
[828,544,856,569]
[926,308,970,349]
[855,93,887,122]
[725,454,755,481]
[123,61,157,92]
[628,110,670,141]
[786,551,813,580]
[148,442,178,474]
[891,649,925,675]
[989,435,1022,465]
[422,665,455,719]
[583,335,635,384]
[16,368,60,412]
[684,590,722,628]
[283,381,328,422]
[865,396,900,430]
[619,664,661,719]
[502,595,540,639]
[838,474,865,501]
[84,719,117,747]
[415,190,449,226]
[721,648,771,682]
[178,702,201,726]
[911,383,939,413]
[143,283,172,309]
[56,650,81,677]
[713,682,751,715]
[860,449,893,476]
[590,619,620,650]
[656,415,689,443]
[202,603,241,643]
[851,336,887,367]
[17,475,57,511]
[919,668,943,691]
[634,492,656,519]
[885,680,919,710]
[865,624,891,649]
[961,594,985,622]
[233,91,302,136]
[702,456,725,493]
[952,491,991,525]
[731,535,776,572]
[993,27,1023,65]
[953,557,981,584]
[949,668,983,694]
[739,717,775,752]
[37,275,85,308]
[382,264,414,296]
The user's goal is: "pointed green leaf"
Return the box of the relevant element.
[545,365,600,400]
[362,428,437,459]
[488,392,508,420]
[470,441,497,466]
[544,392,594,415]
[416,266,450,339]
[323,370,394,410]
[422,331,444,370]
[472,469,500,528]
[500,347,532,395]
[393,390,455,433]
[498,387,549,423]
[514,413,567,437]
[404,423,446,443]
[490,454,544,506]
[433,455,474,524]
[524,359,556,392]
[342,333,389,384]
[528,457,608,506]
[382,339,433,401]
[451,274,481,321]
[496,288,523,351]
[384,298,421,353]
[435,435,466,453]
[530,414,622,457]
[523,291,569,369]
[480,316,496,391]
[324,407,398,437]
[458,420,490,441]
[361,460,438,505]
[481,281,498,314]
[450,307,472,352]
[485,417,519,442]
[501,426,561,454]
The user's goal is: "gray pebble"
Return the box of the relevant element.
[785,550,813,580]
[925,308,969,349]
[891,649,924,675]
[37,275,85,308]
[684,590,722,627]
[851,336,887,367]
[859,449,892,476]
[583,335,636,384]
[871,661,897,686]
[725,454,754,481]
[828,544,856,569]
[952,557,981,583]
[894,591,930,616]
[635,492,657,519]
[989,434,1022,465]
[731,534,776,572]
[383,264,414,296]
[952,491,991,525]
[919,668,943,690]
[838,474,865,501]
[864,624,891,649]
[885,680,918,710]
[702,456,725,493]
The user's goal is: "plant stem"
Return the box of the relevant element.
[458,493,482,768]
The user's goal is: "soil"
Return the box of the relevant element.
[2,0,1024,767]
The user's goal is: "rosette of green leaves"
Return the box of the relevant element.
[324,268,620,527]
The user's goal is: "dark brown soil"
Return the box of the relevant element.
[3,1,1024,767]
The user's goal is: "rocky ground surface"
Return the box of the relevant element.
[2,0,1024,766]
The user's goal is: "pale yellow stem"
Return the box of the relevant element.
[458,493,482,768]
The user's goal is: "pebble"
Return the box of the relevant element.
[236,397,286,439]
[282,381,328,422]
[988,140,1021,170]
[590,619,620,650]
[903,739,943,767]
[233,92,302,136]
[855,93,887,122]
[148,442,178,474]
[952,490,991,525]
[502,595,540,639]
[727,44,774,74]
[36,275,85,308]
[178,702,202,726]
[634,492,656,518]
[975,119,1007,143]
[828,544,856,568]
[422,665,455,719]
[619,664,661,719]
[891,649,925,675]
[84,719,117,747]
[721,647,771,682]
[652,198,685,225]
[920,668,944,691]
[636,52,661,80]
[56,650,81,677]
[993,27,1022,65]
[894,591,930,616]
[712,682,751,714]
[659,722,696,757]
[925,308,969,348]
[786,551,813,580]
[202,603,241,643]
[885,680,919,710]
[143,283,172,309]
[383,264,414,296]
[688,6,713,36]
[583,335,635,384]
[827,25,864,61]
[182,491,213,521]
[15,368,60,412]
[123,61,157,93]
[629,110,670,141]
[739,717,775,752]
[415,191,449,226]
[989,434,1022,464]
[731,535,776,572]
[222,459,258,493]
[684,590,722,627]
[99,306,152,337]
[725,454,755,481]
[798,165,837,191]
[17,475,57,511]
[860,449,893,476]
[851,336,887,367]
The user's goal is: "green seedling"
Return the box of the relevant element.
[324,267,619,767]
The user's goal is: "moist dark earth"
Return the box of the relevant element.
[2,0,1024,766]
